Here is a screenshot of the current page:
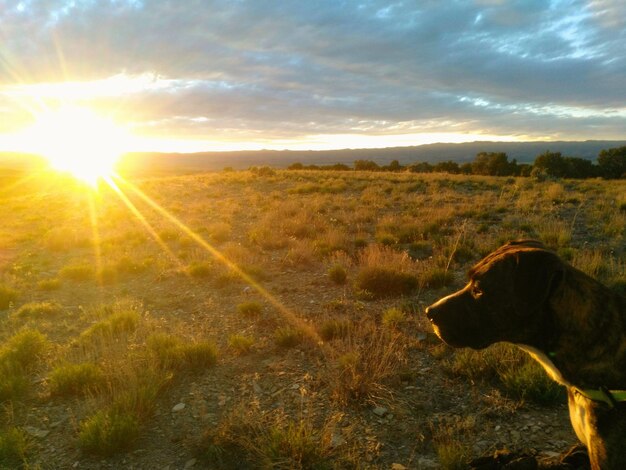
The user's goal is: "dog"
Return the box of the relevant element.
[425,240,626,469]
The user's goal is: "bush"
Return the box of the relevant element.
[1,329,48,371]
[0,426,29,465]
[37,278,61,291]
[228,335,255,355]
[0,329,47,401]
[355,267,418,298]
[237,301,262,317]
[0,285,18,310]
[49,363,104,396]
[318,319,352,341]
[327,264,347,285]
[382,307,405,327]
[12,301,63,319]
[78,409,140,456]
[422,268,455,289]
[181,342,219,370]
[274,328,302,349]
[59,264,94,281]
[188,261,213,278]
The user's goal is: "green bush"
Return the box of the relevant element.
[318,319,351,341]
[355,267,418,298]
[237,301,262,317]
[59,264,95,281]
[0,285,18,310]
[49,363,104,396]
[382,307,405,327]
[1,329,48,370]
[12,301,63,319]
[228,335,255,355]
[274,328,302,349]
[78,409,140,456]
[0,426,29,465]
[0,330,47,401]
[327,264,347,285]
[181,342,219,370]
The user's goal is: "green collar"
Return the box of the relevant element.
[576,387,626,408]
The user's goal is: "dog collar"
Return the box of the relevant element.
[576,387,626,408]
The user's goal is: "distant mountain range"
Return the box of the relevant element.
[117,140,626,173]
[2,140,625,174]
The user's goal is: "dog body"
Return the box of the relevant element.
[425,240,626,469]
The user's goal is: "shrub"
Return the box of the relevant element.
[382,307,405,327]
[422,268,455,289]
[354,267,418,298]
[0,368,29,402]
[37,278,61,291]
[444,344,564,405]
[12,301,63,319]
[274,328,302,349]
[108,310,141,334]
[180,342,218,370]
[147,333,183,368]
[196,405,338,470]
[327,264,347,285]
[1,329,48,371]
[0,329,47,401]
[59,264,94,281]
[78,409,140,456]
[499,361,564,404]
[228,335,255,355]
[0,426,29,465]
[0,285,18,310]
[325,323,406,404]
[319,319,352,341]
[49,363,104,397]
[237,301,262,318]
[188,261,213,278]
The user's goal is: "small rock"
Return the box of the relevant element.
[372,407,388,417]
[391,464,407,470]
[184,458,197,469]
[172,403,186,412]
[23,426,50,438]
[416,458,438,469]
[330,432,345,448]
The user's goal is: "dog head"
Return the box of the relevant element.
[425,240,564,349]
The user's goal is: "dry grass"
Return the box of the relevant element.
[1,168,625,467]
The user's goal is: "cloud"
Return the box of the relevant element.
[0,0,624,148]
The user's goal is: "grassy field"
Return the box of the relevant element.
[1,168,625,469]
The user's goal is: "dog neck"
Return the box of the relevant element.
[536,269,626,390]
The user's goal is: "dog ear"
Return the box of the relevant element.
[512,250,564,314]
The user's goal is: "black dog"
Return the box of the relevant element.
[425,240,626,469]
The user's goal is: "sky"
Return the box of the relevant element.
[0,0,625,152]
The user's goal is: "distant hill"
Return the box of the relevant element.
[117,140,626,174]
[2,141,625,175]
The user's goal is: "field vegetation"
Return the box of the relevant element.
[0,167,625,468]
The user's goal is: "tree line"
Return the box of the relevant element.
[287,145,626,179]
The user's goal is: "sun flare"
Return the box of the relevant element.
[25,106,130,185]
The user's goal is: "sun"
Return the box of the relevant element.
[26,106,129,186]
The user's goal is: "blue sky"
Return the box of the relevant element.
[1,0,625,151]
